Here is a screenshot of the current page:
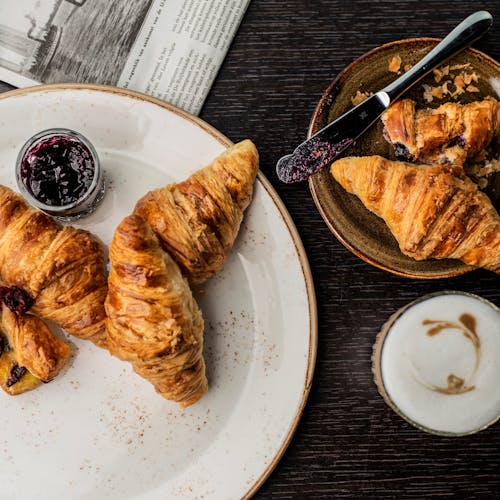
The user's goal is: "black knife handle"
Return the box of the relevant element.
[383,11,493,101]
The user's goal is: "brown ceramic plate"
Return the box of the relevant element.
[309,38,500,279]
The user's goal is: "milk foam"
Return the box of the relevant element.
[381,293,500,434]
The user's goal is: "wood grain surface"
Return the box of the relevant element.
[1,1,499,498]
[200,1,500,498]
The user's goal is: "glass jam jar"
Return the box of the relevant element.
[16,128,105,220]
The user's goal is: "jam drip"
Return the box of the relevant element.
[6,365,27,387]
[0,286,33,388]
[0,286,34,315]
[20,135,95,206]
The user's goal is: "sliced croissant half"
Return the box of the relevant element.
[0,304,71,395]
[382,98,500,166]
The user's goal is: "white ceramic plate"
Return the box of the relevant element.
[0,84,317,500]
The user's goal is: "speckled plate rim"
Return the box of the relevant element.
[0,82,318,499]
[308,38,499,279]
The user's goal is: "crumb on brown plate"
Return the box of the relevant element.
[466,157,500,184]
[388,56,402,73]
[351,90,373,106]
[466,84,480,93]
[449,63,472,71]
[422,63,481,102]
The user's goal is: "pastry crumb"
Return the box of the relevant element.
[388,55,402,73]
[351,90,373,105]
[449,62,472,71]
[466,84,480,93]
[422,84,434,103]
[465,157,500,191]
[467,157,500,177]
[433,65,449,83]
[423,64,480,102]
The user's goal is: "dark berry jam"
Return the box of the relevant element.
[6,364,27,387]
[20,134,95,207]
[0,285,34,315]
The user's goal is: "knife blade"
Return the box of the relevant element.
[276,91,390,184]
[276,10,493,184]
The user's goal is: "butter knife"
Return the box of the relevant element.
[276,10,493,184]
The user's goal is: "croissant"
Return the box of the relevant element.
[105,214,207,408]
[134,140,259,285]
[382,98,500,166]
[0,185,108,347]
[0,304,71,395]
[331,155,500,272]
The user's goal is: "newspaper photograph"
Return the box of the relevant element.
[0,0,250,115]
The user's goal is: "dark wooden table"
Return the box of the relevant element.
[1,1,498,498]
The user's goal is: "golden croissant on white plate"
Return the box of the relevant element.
[0,302,71,395]
[134,139,259,285]
[382,97,500,166]
[0,185,108,347]
[331,155,500,272]
[105,214,207,408]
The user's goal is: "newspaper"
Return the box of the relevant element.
[0,0,250,115]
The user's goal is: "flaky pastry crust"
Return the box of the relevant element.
[0,185,108,346]
[382,98,500,166]
[105,215,207,408]
[134,140,259,285]
[0,307,71,395]
[331,155,500,272]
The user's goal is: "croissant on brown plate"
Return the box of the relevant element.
[382,98,500,166]
[331,155,500,272]
[105,215,207,408]
[0,185,108,347]
[0,290,71,395]
[134,139,259,285]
